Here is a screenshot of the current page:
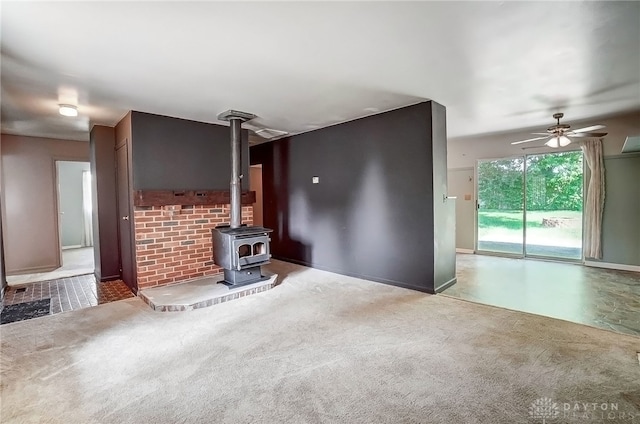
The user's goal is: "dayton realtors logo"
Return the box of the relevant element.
[529,397,560,423]
[528,397,637,422]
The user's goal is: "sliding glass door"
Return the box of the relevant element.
[477,157,524,255]
[476,152,583,260]
[524,152,583,259]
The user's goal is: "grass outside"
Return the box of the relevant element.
[478,209,582,248]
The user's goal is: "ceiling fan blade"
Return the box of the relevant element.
[511,136,549,145]
[567,132,608,138]
[520,145,549,150]
[571,124,606,133]
[531,132,551,136]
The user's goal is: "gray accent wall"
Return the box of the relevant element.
[130,111,249,191]
[90,125,120,281]
[251,101,455,293]
[598,154,640,266]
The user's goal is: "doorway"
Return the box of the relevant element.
[250,164,264,227]
[5,160,95,285]
[476,151,584,260]
[55,161,94,276]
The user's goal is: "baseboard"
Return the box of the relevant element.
[62,245,82,250]
[272,256,434,294]
[584,261,640,272]
[7,264,58,275]
[99,274,121,282]
[435,277,457,293]
[456,248,475,254]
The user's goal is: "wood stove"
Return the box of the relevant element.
[212,110,273,287]
[212,225,272,286]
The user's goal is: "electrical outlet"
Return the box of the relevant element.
[312,176,319,184]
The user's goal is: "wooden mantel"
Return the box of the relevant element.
[133,190,256,207]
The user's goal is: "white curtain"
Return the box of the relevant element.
[82,170,94,247]
[580,139,605,259]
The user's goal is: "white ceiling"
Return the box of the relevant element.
[1,1,639,142]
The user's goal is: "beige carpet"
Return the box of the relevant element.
[1,260,639,423]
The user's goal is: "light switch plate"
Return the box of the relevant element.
[312,176,319,184]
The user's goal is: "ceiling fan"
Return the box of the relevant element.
[511,113,607,148]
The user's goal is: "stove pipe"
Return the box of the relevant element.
[217,110,257,229]
[229,118,242,228]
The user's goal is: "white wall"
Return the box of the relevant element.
[447,167,475,251]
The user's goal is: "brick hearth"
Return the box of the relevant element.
[133,204,253,289]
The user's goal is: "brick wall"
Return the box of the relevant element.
[134,204,253,289]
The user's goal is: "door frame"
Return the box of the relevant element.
[474,149,585,262]
[53,158,93,269]
[475,154,526,259]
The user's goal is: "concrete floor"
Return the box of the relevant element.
[443,254,640,336]
[6,247,95,285]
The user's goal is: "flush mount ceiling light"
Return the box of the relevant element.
[58,104,78,117]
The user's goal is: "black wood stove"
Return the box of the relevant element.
[212,110,273,287]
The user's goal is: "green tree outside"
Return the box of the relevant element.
[478,152,583,212]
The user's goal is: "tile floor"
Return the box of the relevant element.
[2,274,133,317]
[444,254,640,337]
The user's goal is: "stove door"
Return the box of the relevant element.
[233,236,270,268]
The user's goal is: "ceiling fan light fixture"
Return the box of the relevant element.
[510,113,605,147]
[545,135,571,148]
[58,104,78,117]
[545,137,559,148]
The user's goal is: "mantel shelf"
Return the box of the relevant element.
[133,190,256,207]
